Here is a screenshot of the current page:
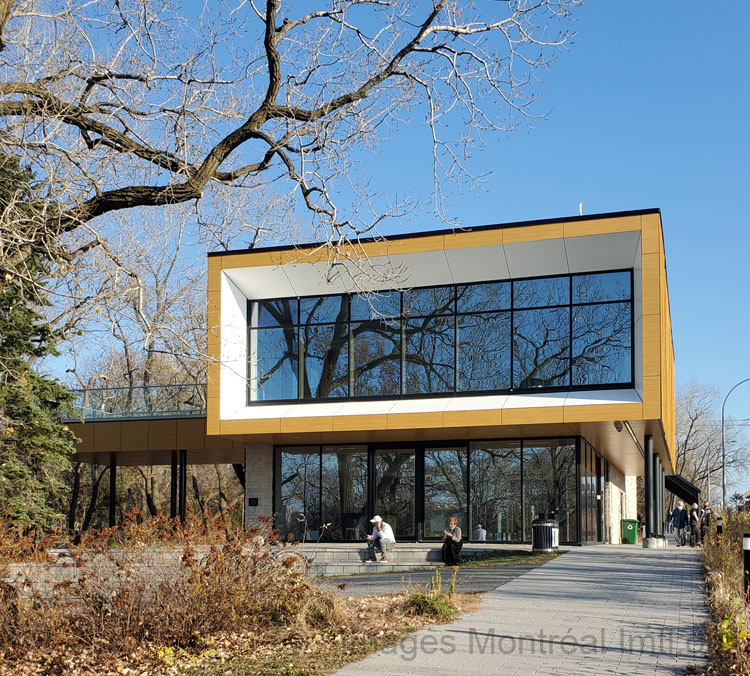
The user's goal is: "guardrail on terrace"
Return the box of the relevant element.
[65,383,207,421]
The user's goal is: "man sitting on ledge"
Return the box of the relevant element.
[365,515,395,562]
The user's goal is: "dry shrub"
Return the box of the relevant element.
[702,512,750,675]
[0,511,345,668]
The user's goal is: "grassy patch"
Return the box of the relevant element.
[459,548,564,568]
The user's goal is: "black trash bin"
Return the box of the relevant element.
[531,518,559,553]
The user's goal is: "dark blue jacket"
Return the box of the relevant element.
[671,506,688,529]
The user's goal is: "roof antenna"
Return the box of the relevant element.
[578,202,583,216]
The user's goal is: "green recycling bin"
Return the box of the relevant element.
[621,519,638,544]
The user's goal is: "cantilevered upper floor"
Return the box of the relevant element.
[207,209,675,476]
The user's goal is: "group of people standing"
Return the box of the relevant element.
[668,500,712,547]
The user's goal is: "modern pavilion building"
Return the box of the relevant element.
[70,208,680,545]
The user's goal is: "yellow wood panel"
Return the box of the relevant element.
[563,402,643,424]
[563,215,641,238]
[148,420,178,450]
[641,253,661,316]
[93,422,122,451]
[442,409,502,428]
[501,407,565,426]
[120,420,148,452]
[221,417,281,435]
[219,249,285,269]
[641,213,662,254]
[332,414,389,433]
[176,418,207,449]
[642,375,662,419]
[519,423,576,438]
[642,313,661,377]
[502,222,564,244]
[386,235,445,256]
[443,229,503,250]
[386,412,443,430]
[207,259,222,294]
[206,395,220,431]
[281,416,334,434]
[71,423,94,453]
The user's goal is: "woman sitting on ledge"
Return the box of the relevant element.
[442,516,463,566]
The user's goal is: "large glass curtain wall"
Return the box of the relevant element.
[248,270,633,402]
[275,439,583,543]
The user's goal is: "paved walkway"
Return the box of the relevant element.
[323,563,540,597]
[333,545,707,675]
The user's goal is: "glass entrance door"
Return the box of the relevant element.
[373,449,416,539]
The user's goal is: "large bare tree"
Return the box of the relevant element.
[673,381,748,508]
[0,0,580,280]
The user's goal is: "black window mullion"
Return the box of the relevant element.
[568,275,573,387]
[510,279,515,389]
[400,291,405,395]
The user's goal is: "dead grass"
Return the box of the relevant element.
[0,513,480,676]
[700,512,750,675]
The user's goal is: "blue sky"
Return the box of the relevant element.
[363,1,750,428]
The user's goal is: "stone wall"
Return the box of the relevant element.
[244,444,274,529]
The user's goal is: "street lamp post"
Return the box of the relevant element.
[722,377,750,509]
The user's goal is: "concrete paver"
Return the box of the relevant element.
[332,545,707,676]
[323,563,539,597]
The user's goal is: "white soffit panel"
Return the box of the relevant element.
[224,267,295,299]
[564,231,641,273]
[503,392,569,409]
[443,395,508,412]
[444,244,510,283]
[281,260,360,297]
[564,389,642,406]
[374,250,453,288]
[504,239,569,278]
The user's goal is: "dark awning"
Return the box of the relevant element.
[665,474,701,506]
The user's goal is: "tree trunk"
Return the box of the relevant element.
[192,473,208,519]
[82,464,107,531]
[232,463,245,490]
[68,462,82,533]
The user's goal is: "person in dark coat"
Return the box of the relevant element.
[442,516,463,565]
[671,501,688,546]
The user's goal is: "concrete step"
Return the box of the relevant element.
[310,561,448,576]
[295,544,526,563]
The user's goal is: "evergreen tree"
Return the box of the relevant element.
[0,155,76,530]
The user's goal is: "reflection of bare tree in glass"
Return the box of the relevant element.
[470,445,522,541]
[523,442,576,540]
[375,452,415,537]
[404,288,454,393]
[280,451,320,540]
[321,451,367,540]
[424,449,467,536]
[255,300,298,393]
[405,317,454,393]
[352,320,401,396]
[513,276,631,388]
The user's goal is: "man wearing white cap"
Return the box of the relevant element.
[365,515,396,562]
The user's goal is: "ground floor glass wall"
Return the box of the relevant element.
[274,438,608,544]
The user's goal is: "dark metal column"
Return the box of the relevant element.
[108,454,117,528]
[658,460,665,536]
[644,435,654,538]
[655,460,661,536]
[170,455,178,519]
[178,449,187,522]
